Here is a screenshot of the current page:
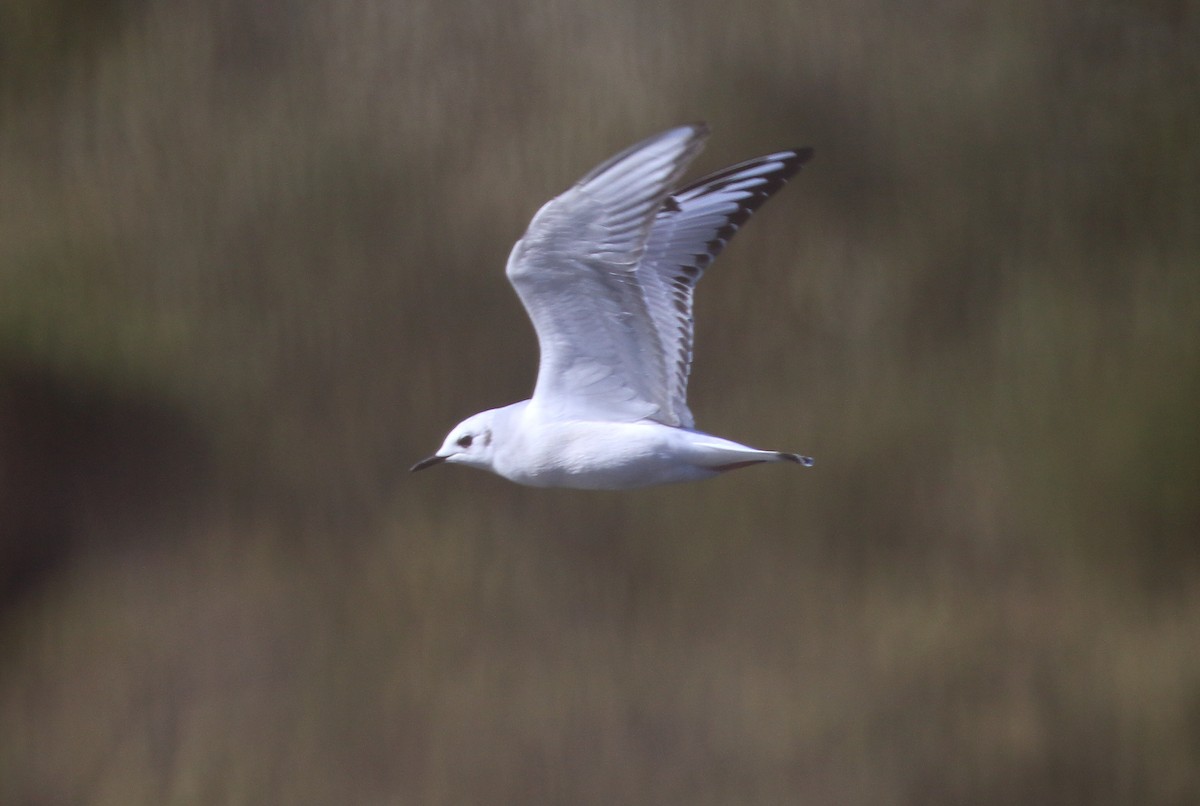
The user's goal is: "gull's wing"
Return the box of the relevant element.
[637,147,813,427]
[506,124,710,424]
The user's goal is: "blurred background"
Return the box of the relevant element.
[1,0,1198,803]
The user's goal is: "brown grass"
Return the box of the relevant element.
[2,0,1198,803]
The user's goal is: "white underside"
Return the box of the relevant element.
[490,410,783,490]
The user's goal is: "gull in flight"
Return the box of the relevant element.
[412,123,814,489]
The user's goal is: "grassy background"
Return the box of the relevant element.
[2,0,1198,803]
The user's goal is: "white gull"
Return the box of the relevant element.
[412,123,814,489]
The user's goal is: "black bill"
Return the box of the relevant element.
[410,454,448,472]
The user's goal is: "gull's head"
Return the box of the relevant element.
[410,410,497,474]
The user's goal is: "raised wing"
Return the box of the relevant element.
[506,124,710,423]
[637,147,813,427]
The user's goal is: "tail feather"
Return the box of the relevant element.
[685,433,814,473]
[709,451,814,473]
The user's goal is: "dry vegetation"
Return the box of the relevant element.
[2,0,1198,803]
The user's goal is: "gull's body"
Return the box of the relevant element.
[413,123,814,490]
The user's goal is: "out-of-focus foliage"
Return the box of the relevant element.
[1,1,1197,803]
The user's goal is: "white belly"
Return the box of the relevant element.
[495,420,721,490]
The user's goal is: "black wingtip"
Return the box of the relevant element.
[792,146,815,167]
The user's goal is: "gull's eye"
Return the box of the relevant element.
[456,434,473,448]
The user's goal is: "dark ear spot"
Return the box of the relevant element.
[482,430,493,447]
